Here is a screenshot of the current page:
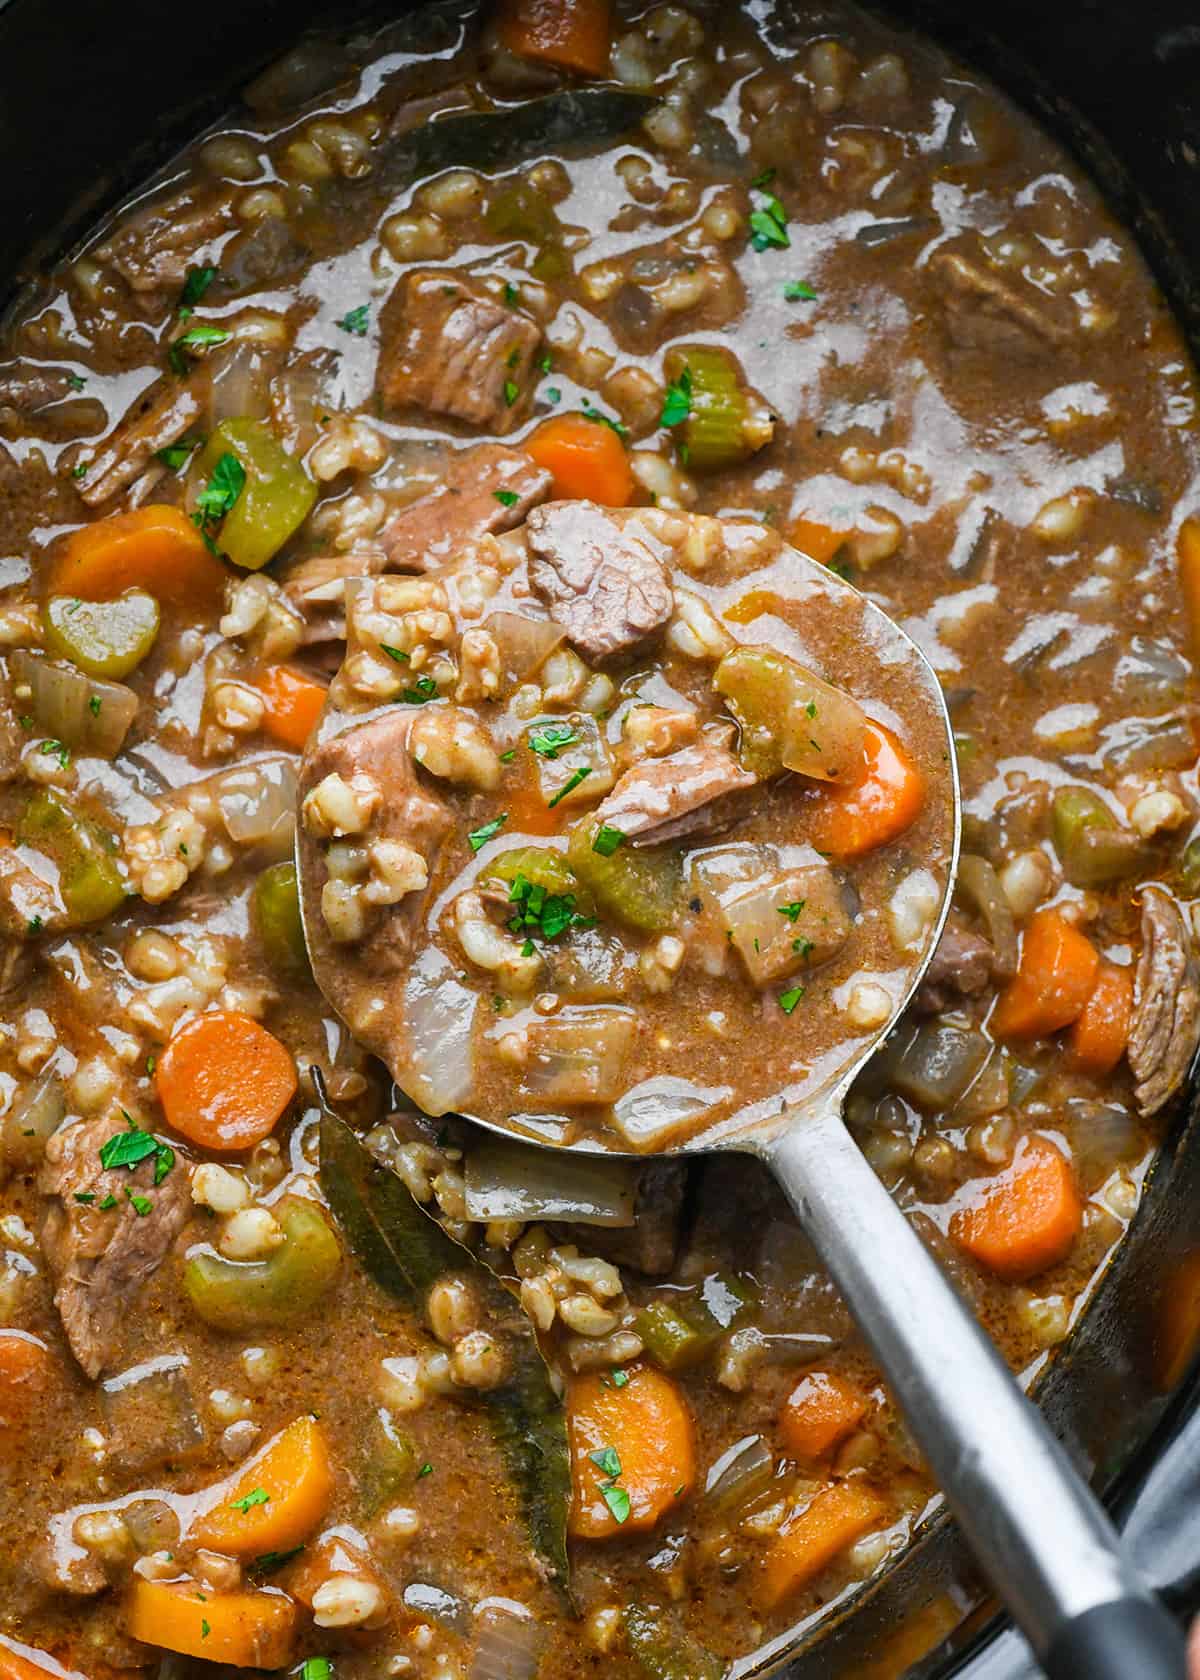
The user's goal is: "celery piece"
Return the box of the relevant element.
[567,819,682,933]
[43,589,160,680]
[252,861,310,977]
[18,790,126,927]
[1051,786,1148,887]
[662,344,754,472]
[195,418,316,572]
[184,1196,340,1331]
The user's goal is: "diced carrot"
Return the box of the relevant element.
[789,515,853,568]
[806,720,924,858]
[526,414,632,506]
[0,1334,58,1455]
[568,1363,695,1539]
[255,665,328,751]
[758,1481,887,1610]
[989,909,1100,1042]
[778,1372,867,1462]
[1068,961,1134,1075]
[1176,515,1200,662]
[191,1416,333,1558]
[496,0,613,77]
[949,1135,1082,1282]
[126,1579,298,1668]
[48,506,228,616]
[0,1644,66,1680]
[155,1009,297,1152]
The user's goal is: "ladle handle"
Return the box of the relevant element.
[766,1107,1186,1677]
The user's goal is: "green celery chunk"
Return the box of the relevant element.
[360,1411,419,1515]
[18,790,126,926]
[566,818,682,933]
[713,644,868,782]
[483,846,595,917]
[484,182,568,280]
[635,1274,756,1372]
[1180,835,1200,897]
[184,1196,340,1330]
[43,590,160,680]
[195,418,316,572]
[624,1605,723,1680]
[1051,786,1148,887]
[252,861,310,977]
[662,343,756,472]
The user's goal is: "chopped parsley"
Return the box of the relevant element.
[380,644,411,664]
[779,985,806,1015]
[66,372,86,392]
[155,440,198,471]
[499,748,516,764]
[230,1486,271,1513]
[749,186,790,253]
[776,900,806,923]
[169,323,231,373]
[521,939,535,958]
[528,721,578,759]
[506,872,592,944]
[39,738,70,769]
[793,936,814,960]
[73,1192,96,1205]
[98,1122,174,1185]
[547,765,591,808]
[494,488,520,508]
[98,1194,119,1211]
[88,695,102,717]
[201,1620,211,1641]
[581,403,628,438]
[610,1367,630,1388]
[545,385,561,404]
[301,1661,332,1680]
[784,280,818,301]
[192,450,246,552]
[336,304,370,337]
[124,1188,153,1217]
[601,1484,631,1524]
[591,824,625,857]
[805,699,818,719]
[503,282,521,306]
[537,353,553,374]
[503,379,520,406]
[252,1545,305,1574]
[25,916,42,936]
[179,264,217,314]
[589,1446,622,1479]
[71,463,88,479]
[659,366,693,429]
[468,814,509,853]
[417,1462,434,1479]
[401,675,439,705]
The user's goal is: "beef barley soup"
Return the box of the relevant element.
[0,0,1198,1676]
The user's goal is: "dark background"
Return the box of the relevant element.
[2,1,1200,1674]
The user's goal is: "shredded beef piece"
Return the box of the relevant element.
[74,377,206,507]
[525,501,675,663]
[39,1116,191,1379]
[931,240,1072,358]
[381,443,552,571]
[377,270,542,432]
[1128,887,1200,1117]
[593,738,756,847]
[913,923,999,1015]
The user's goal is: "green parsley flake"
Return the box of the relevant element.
[610,1368,630,1388]
[417,1462,434,1478]
[230,1486,271,1513]
[98,1129,159,1171]
[503,379,520,406]
[194,451,246,535]
[749,189,790,253]
[380,644,410,664]
[494,488,520,508]
[71,463,88,479]
[547,766,591,808]
[659,366,692,429]
[784,280,818,301]
[66,372,87,392]
[589,1446,622,1479]
[468,814,509,853]
[155,440,196,471]
[503,282,520,306]
[601,1484,631,1524]
[337,304,370,336]
[252,1545,305,1573]
[179,265,218,312]
[499,749,516,763]
[39,738,70,770]
[301,1661,332,1680]
[545,386,561,404]
[528,721,578,759]
[26,916,43,935]
[74,1192,96,1205]
[124,1188,153,1217]
[401,676,439,704]
[793,936,814,959]
[88,695,102,717]
[169,324,231,374]
[591,824,625,857]
[98,1194,118,1211]
[507,872,592,944]
[581,403,629,438]
[776,900,806,923]
[201,1620,211,1641]
[779,985,806,1015]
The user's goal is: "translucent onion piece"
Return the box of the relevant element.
[213,757,297,850]
[611,1075,732,1152]
[403,1582,470,1634]
[464,1135,637,1227]
[485,610,565,683]
[889,1021,990,1112]
[470,1601,544,1680]
[209,342,275,425]
[12,650,138,758]
[1101,711,1197,774]
[1,1068,66,1181]
[399,948,478,1116]
[521,1007,636,1106]
[702,1433,775,1515]
[956,854,1018,978]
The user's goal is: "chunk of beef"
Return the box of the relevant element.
[525,501,674,663]
[1128,887,1200,1117]
[39,1116,191,1379]
[0,846,62,939]
[102,1354,205,1472]
[913,922,999,1015]
[930,241,1072,359]
[0,363,79,416]
[586,1161,688,1277]
[95,188,236,296]
[299,712,455,982]
[381,444,553,571]
[593,738,756,847]
[74,377,206,507]
[283,549,387,644]
[377,270,543,433]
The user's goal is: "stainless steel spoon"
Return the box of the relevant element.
[297,545,1185,1679]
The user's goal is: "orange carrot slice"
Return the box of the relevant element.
[778,1372,867,1462]
[568,1363,695,1539]
[496,0,613,77]
[49,506,227,615]
[191,1416,333,1558]
[1068,961,1133,1075]
[526,413,633,506]
[256,665,327,751]
[806,720,924,858]
[950,1135,1082,1282]
[990,909,1099,1041]
[758,1481,887,1610]
[155,1010,297,1151]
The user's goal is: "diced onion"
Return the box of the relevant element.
[522,1008,636,1106]
[956,854,1017,978]
[463,1136,637,1227]
[1101,711,1198,774]
[611,1075,732,1152]
[12,651,138,758]
[402,1581,470,1634]
[470,1600,544,1680]
[1,1068,66,1180]
[213,757,297,851]
[400,949,478,1116]
[209,342,275,425]
[485,611,565,682]
[889,1021,990,1111]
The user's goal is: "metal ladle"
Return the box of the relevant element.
[297,545,1185,1679]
